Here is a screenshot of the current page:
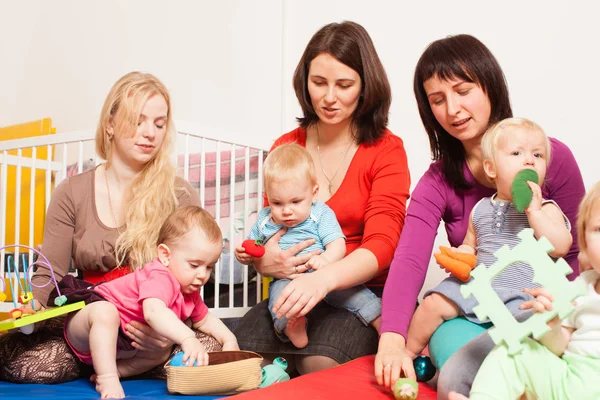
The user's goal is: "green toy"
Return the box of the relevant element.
[393,378,418,400]
[511,169,539,213]
[259,357,290,388]
[0,244,85,334]
[0,301,85,332]
[460,228,585,355]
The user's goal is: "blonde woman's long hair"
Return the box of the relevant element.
[96,71,179,270]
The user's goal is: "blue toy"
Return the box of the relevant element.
[413,355,436,382]
[259,357,290,388]
[169,351,198,367]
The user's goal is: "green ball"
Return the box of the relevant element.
[511,169,539,213]
[393,378,418,400]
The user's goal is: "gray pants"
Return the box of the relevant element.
[436,310,533,399]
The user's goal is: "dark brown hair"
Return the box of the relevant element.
[293,21,391,145]
[414,34,513,189]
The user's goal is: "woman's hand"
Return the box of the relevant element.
[272,270,331,319]
[254,228,321,279]
[125,320,175,351]
[375,332,416,391]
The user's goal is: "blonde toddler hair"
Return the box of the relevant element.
[263,143,317,194]
[96,71,179,270]
[158,206,222,249]
[577,182,600,254]
[481,117,551,166]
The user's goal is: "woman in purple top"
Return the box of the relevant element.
[374,34,585,397]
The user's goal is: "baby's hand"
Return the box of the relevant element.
[520,287,567,330]
[525,181,543,214]
[180,336,209,367]
[306,255,330,271]
[520,287,554,313]
[234,247,255,265]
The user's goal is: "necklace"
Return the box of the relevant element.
[315,124,354,195]
[104,165,123,235]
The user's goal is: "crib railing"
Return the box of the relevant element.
[0,121,266,319]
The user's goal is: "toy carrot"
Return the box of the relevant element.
[439,246,477,268]
[434,246,478,282]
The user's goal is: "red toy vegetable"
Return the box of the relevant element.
[242,239,265,258]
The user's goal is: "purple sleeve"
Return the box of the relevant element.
[381,163,449,338]
[545,138,585,279]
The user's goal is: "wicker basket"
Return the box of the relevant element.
[166,350,263,395]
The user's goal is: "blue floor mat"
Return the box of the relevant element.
[0,378,226,399]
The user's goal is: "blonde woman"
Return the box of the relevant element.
[0,72,220,383]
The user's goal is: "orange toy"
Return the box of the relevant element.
[434,246,478,282]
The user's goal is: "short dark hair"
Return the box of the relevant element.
[414,34,513,189]
[293,21,391,145]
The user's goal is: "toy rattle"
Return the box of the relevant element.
[511,169,539,213]
[434,246,477,282]
[0,244,85,334]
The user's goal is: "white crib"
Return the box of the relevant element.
[0,120,267,319]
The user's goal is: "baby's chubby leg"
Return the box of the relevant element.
[406,293,460,357]
[65,301,124,399]
[116,348,172,378]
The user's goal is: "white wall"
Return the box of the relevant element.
[2,0,599,296]
[0,0,283,150]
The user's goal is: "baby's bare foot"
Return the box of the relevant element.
[285,317,308,348]
[95,372,125,399]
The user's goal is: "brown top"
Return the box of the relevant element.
[32,166,201,307]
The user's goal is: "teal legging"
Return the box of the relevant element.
[428,317,491,370]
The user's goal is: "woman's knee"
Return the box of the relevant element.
[295,354,339,375]
[0,335,82,383]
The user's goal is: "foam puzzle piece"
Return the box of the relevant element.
[461,228,585,355]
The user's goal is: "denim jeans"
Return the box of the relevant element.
[268,277,382,342]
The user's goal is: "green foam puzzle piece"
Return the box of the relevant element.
[511,169,539,213]
[461,228,585,355]
[0,301,85,332]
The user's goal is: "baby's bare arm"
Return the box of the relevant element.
[307,237,346,270]
[192,313,239,351]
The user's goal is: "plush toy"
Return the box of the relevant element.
[259,357,290,388]
[241,239,265,258]
[393,377,418,400]
[511,169,539,213]
[434,246,477,282]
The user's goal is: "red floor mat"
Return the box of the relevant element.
[231,354,437,399]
